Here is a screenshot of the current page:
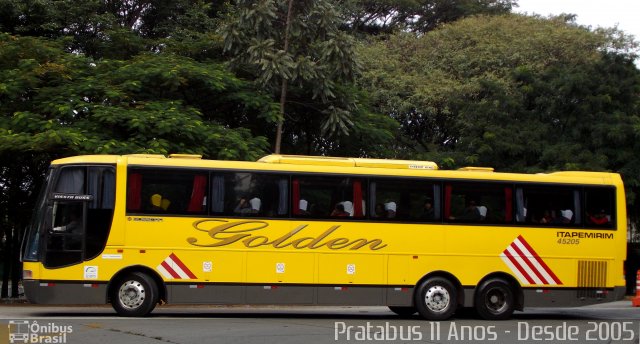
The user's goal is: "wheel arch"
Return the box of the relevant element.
[107,265,167,304]
[476,272,523,311]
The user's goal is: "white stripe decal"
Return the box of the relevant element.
[156,254,197,280]
[501,236,562,286]
[513,238,557,285]
[499,253,529,285]
[156,264,174,280]
[165,257,190,279]
[506,246,544,285]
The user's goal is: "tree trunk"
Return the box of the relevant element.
[275,79,288,154]
[274,0,294,154]
[1,224,11,298]
[12,226,22,298]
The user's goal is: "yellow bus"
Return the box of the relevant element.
[21,154,626,319]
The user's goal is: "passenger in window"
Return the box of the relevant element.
[373,203,386,218]
[539,210,554,224]
[477,205,487,221]
[421,198,435,220]
[234,197,254,215]
[161,198,171,211]
[588,209,610,225]
[556,209,573,224]
[52,209,82,234]
[298,199,310,215]
[342,201,354,216]
[384,202,397,218]
[150,194,164,211]
[51,208,83,250]
[331,203,350,217]
[451,200,481,221]
[249,197,261,214]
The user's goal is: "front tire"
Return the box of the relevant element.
[414,277,458,320]
[474,278,515,320]
[111,272,159,317]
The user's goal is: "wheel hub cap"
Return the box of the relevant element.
[424,286,450,313]
[486,288,507,313]
[118,280,146,309]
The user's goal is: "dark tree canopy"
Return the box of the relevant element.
[341,0,516,34]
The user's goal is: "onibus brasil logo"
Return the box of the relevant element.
[8,320,72,344]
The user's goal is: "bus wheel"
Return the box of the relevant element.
[474,278,515,320]
[414,277,457,320]
[388,306,417,317]
[111,272,159,317]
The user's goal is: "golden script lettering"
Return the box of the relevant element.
[186,220,387,251]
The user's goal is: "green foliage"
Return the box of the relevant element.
[0,33,271,161]
[342,0,515,34]
[219,0,361,142]
[357,13,640,218]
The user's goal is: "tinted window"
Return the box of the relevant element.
[445,182,512,224]
[127,169,208,215]
[292,176,365,219]
[210,172,288,217]
[515,186,580,225]
[54,166,84,194]
[585,187,615,228]
[370,179,440,221]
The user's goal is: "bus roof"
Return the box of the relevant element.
[258,154,438,170]
[50,154,621,186]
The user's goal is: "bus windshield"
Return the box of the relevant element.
[22,168,54,262]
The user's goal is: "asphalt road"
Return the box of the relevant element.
[2,301,640,344]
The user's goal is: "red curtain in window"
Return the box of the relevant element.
[504,187,513,223]
[444,184,452,219]
[188,175,207,212]
[127,173,142,211]
[292,178,300,215]
[353,179,363,217]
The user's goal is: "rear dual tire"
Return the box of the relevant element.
[474,279,515,320]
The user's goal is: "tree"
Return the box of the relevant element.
[341,0,515,35]
[219,0,359,153]
[357,13,640,221]
[0,32,278,297]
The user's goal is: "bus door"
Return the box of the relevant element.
[40,166,115,268]
[45,197,87,267]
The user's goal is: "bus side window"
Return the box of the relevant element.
[585,187,615,228]
[126,169,208,215]
[445,182,511,224]
[517,186,580,226]
[370,179,439,222]
[214,172,288,218]
[292,176,364,219]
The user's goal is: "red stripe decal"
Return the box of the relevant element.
[503,249,535,284]
[510,242,548,284]
[517,236,562,285]
[169,253,197,279]
[161,261,181,279]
